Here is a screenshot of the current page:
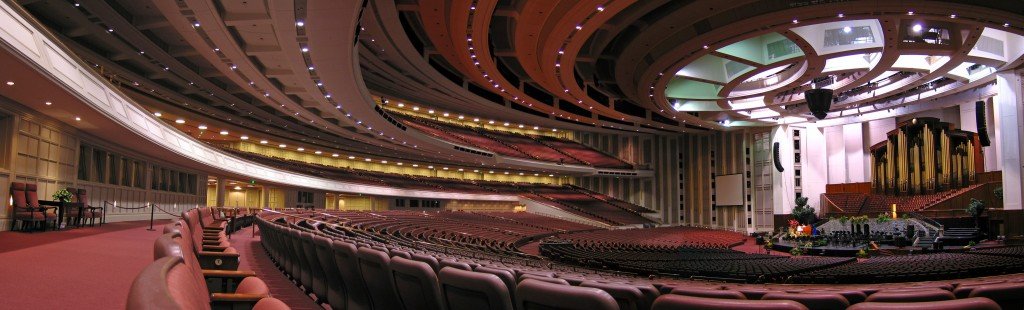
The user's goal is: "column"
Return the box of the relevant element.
[215,177,226,207]
[261,186,270,209]
[996,71,1024,237]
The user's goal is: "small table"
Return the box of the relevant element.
[37,200,81,230]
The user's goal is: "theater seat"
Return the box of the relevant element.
[968,282,1024,309]
[670,287,747,300]
[439,267,514,310]
[439,259,472,271]
[473,266,518,301]
[410,253,441,273]
[651,294,808,310]
[866,289,955,302]
[311,235,345,309]
[389,257,444,310]
[516,278,619,310]
[762,292,849,310]
[846,297,1001,310]
[127,256,283,310]
[580,281,646,310]
[356,247,402,310]
[331,240,370,310]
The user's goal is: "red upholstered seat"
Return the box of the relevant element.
[762,292,850,310]
[651,294,809,310]
[126,256,286,310]
[10,182,55,231]
[579,281,646,310]
[516,278,619,310]
[439,267,515,310]
[846,297,1000,310]
[73,189,103,226]
[866,289,955,303]
[390,257,445,310]
[968,282,1024,309]
[670,287,748,300]
[356,247,402,310]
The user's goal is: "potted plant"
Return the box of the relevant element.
[52,188,73,203]
[965,198,986,228]
[791,197,816,225]
[856,249,869,259]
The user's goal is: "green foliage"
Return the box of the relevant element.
[994,187,1003,201]
[875,213,892,223]
[789,247,804,256]
[966,198,986,218]
[850,215,870,225]
[52,188,73,203]
[856,249,869,259]
[791,197,816,224]
[838,216,849,224]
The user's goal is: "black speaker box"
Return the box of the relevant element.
[773,142,784,172]
[976,100,991,147]
[805,88,834,120]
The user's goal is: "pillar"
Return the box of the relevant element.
[215,177,226,208]
[996,71,1024,237]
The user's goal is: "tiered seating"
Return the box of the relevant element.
[823,192,867,214]
[552,226,747,250]
[393,114,633,168]
[127,207,285,310]
[569,185,654,213]
[793,252,1024,283]
[529,185,654,226]
[257,210,1024,309]
[827,183,989,216]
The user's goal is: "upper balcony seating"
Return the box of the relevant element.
[824,183,988,216]
[394,114,633,169]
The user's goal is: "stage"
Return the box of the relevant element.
[771,239,1004,257]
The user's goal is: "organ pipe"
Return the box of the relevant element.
[869,117,982,195]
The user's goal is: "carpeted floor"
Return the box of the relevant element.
[0,220,171,309]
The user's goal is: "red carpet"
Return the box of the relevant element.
[232,226,324,309]
[0,220,170,309]
[517,240,542,255]
[732,236,792,256]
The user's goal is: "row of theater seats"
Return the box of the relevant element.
[256,210,1024,309]
[127,207,289,310]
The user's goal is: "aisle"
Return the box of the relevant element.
[231,227,325,310]
[0,220,169,309]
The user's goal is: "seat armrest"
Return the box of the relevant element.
[210,293,267,302]
[202,269,257,279]
[203,245,229,251]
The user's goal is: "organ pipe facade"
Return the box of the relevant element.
[870,117,983,195]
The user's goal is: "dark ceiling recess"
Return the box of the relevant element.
[523,82,555,106]
[468,82,507,105]
[599,115,633,126]
[428,56,463,85]
[558,99,593,118]
[398,12,425,55]
[614,100,647,118]
[651,113,679,126]
[512,103,551,118]
[587,86,610,106]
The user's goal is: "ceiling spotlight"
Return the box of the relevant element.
[792,19,798,24]
[912,24,923,32]
[397,103,405,107]
[1004,23,1011,27]
[153,112,162,117]
[193,22,200,27]
[278,144,286,148]
[842,26,852,33]
[240,135,249,140]
[74,116,81,121]
[837,13,845,18]
[219,130,229,135]
[907,11,914,15]
[44,101,52,106]
[348,156,356,159]
[332,154,339,157]
[301,47,309,53]
[172,119,184,124]
[4,81,13,86]
[259,140,268,144]
[949,14,957,19]
[198,125,208,130]
[296,21,305,27]
[297,147,304,151]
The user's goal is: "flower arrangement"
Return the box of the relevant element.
[52,188,74,203]
[856,249,870,259]
[875,213,892,223]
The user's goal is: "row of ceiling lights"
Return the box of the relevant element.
[157,112,557,178]
[389,101,557,132]
[5,81,81,121]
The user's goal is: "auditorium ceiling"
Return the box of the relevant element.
[14,0,1024,169]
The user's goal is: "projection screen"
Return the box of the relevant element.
[715,173,744,206]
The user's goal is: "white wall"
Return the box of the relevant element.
[802,125,828,211]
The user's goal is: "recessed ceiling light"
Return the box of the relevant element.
[259,140,268,144]
[198,125,207,130]
[332,154,339,157]
[153,112,162,117]
[175,119,185,124]
[842,26,852,33]
[74,116,81,121]
[219,130,228,135]
[297,147,304,151]
[314,151,322,154]
[240,135,249,140]
[912,24,923,32]
[4,81,13,86]
[296,21,305,27]
[348,156,355,159]
[193,22,200,27]
[44,101,52,106]
[278,144,286,148]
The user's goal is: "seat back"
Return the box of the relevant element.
[390,257,445,310]
[968,282,1024,309]
[298,231,327,300]
[439,267,514,310]
[75,188,89,205]
[846,297,1001,310]
[651,294,808,310]
[312,235,346,309]
[440,259,472,271]
[762,292,849,310]
[516,279,618,310]
[126,256,210,310]
[474,266,518,302]
[332,240,371,310]
[410,253,441,273]
[579,281,645,310]
[10,182,27,209]
[670,287,747,300]
[356,247,402,310]
[24,183,39,206]
[866,289,955,303]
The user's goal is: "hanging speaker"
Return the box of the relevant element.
[773,142,784,172]
[805,88,834,120]
[976,100,991,147]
